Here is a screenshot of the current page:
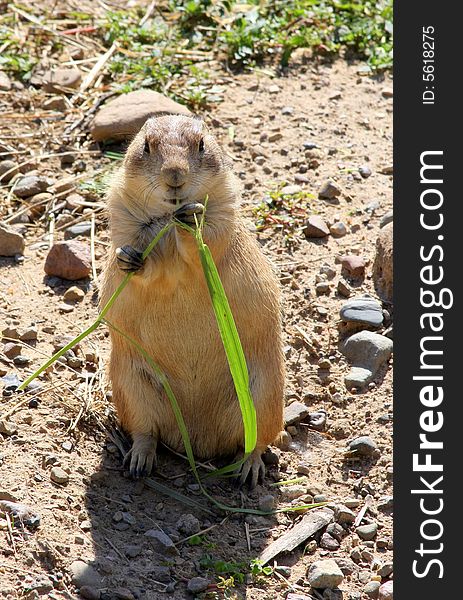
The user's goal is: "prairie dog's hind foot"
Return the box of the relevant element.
[124,432,157,478]
[237,448,266,490]
[116,245,144,273]
[173,202,204,226]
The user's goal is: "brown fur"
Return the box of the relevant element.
[100,114,284,480]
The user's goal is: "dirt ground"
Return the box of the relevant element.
[1,35,393,600]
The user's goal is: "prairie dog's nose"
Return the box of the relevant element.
[161,164,189,188]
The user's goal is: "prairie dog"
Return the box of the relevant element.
[100,114,284,486]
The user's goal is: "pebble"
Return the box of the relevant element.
[281,106,294,115]
[348,436,378,456]
[177,513,200,536]
[64,222,92,239]
[380,211,393,228]
[13,355,30,366]
[0,224,26,256]
[0,159,19,182]
[187,577,209,594]
[364,581,381,597]
[329,222,347,237]
[90,90,190,141]
[3,343,22,358]
[20,327,38,341]
[316,282,330,295]
[268,84,280,94]
[378,562,393,578]
[69,560,102,589]
[144,529,178,555]
[341,255,366,279]
[319,180,341,201]
[356,523,378,540]
[337,280,352,298]
[50,467,69,485]
[0,420,18,436]
[44,241,91,280]
[359,165,372,178]
[340,298,383,328]
[258,494,276,512]
[341,331,393,388]
[382,88,393,98]
[335,505,355,525]
[378,581,393,600]
[284,401,309,425]
[268,132,283,143]
[320,533,340,550]
[42,67,82,92]
[305,215,330,238]
[14,175,49,198]
[281,485,307,501]
[63,286,85,302]
[320,264,336,279]
[303,141,318,150]
[326,523,346,542]
[281,184,302,195]
[307,559,344,589]
[0,71,12,91]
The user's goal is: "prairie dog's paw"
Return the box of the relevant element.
[124,433,157,478]
[238,449,266,489]
[173,202,204,226]
[116,245,144,273]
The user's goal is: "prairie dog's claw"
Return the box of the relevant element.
[124,433,157,479]
[174,202,204,226]
[116,245,144,273]
[238,450,266,489]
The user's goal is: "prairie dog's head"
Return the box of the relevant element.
[121,114,231,212]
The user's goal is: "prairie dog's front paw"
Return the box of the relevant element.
[173,202,204,226]
[116,245,144,273]
[238,449,266,489]
[124,433,157,478]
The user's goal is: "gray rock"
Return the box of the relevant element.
[281,184,302,195]
[0,160,19,182]
[359,165,372,178]
[3,343,22,359]
[50,467,69,485]
[42,68,82,92]
[334,558,356,576]
[348,436,378,456]
[329,222,347,237]
[90,90,191,141]
[64,222,92,239]
[177,513,200,536]
[281,485,307,501]
[356,522,378,540]
[319,180,341,201]
[320,532,340,550]
[284,401,309,425]
[379,581,393,600]
[341,331,393,389]
[0,224,25,256]
[307,559,344,589]
[335,504,355,525]
[258,494,276,512]
[364,581,381,597]
[305,215,330,238]
[378,562,393,578]
[70,560,102,589]
[187,577,209,594]
[14,175,49,198]
[326,523,347,542]
[144,529,178,555]
[340,298,383,328]
[380,211,393,228]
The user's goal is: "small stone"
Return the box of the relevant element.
[59,303,74,313]
[63,286,85,302]
[380,211,393,228]
[3,343,22,359]
[282,485,307,501]
[262,449,280,465]
[187,577,209,594]
[329,222,347,237]
[378,581,393,600]
[0,160,19,182]
[340,298,383,328]
[42,68,82,92]
[378,562,393,578]
[90,90,190,141]
[381,88,393,98]
[356,522,378,540]
[268,84,280,94]
[64,222,92,239]
[79,586,101,600]
[320,533,340,550]
[326,523,346,542]
[45,241,91,280]
[258,494,276,512]
[307,559,344,589]
[144,529,178,555]
[341,331,393,388]
[70,560,102,589]
[0,420,17,436]
[20,327,38,342]
[296,463,311,476]
[348,436,378,456]
[268,132,283,143]
[316,282,330,295]
[177,513,200,536]
[281,184,302,195]
[0,224,25,256]
[0,71,12,91]
[359,165,372,178]
[305,215,330,238]
[334,558,356,576]
[13,355,30,366]
[284,401,309,425]
[337,280,352,298]
[50,467,69,485]
[364,581,381,597]
[377,496,393,511]
[14,175,49,198]
[344,499,361,509]
[335,505,355,525]
[80,520,92,531]
[319,180,341,201]
[341,255,366,279]
[281,106,294,115]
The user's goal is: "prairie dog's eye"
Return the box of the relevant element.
[144,140,150,155]
[198,138,205,153]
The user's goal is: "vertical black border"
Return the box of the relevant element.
[395,1,461,596]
